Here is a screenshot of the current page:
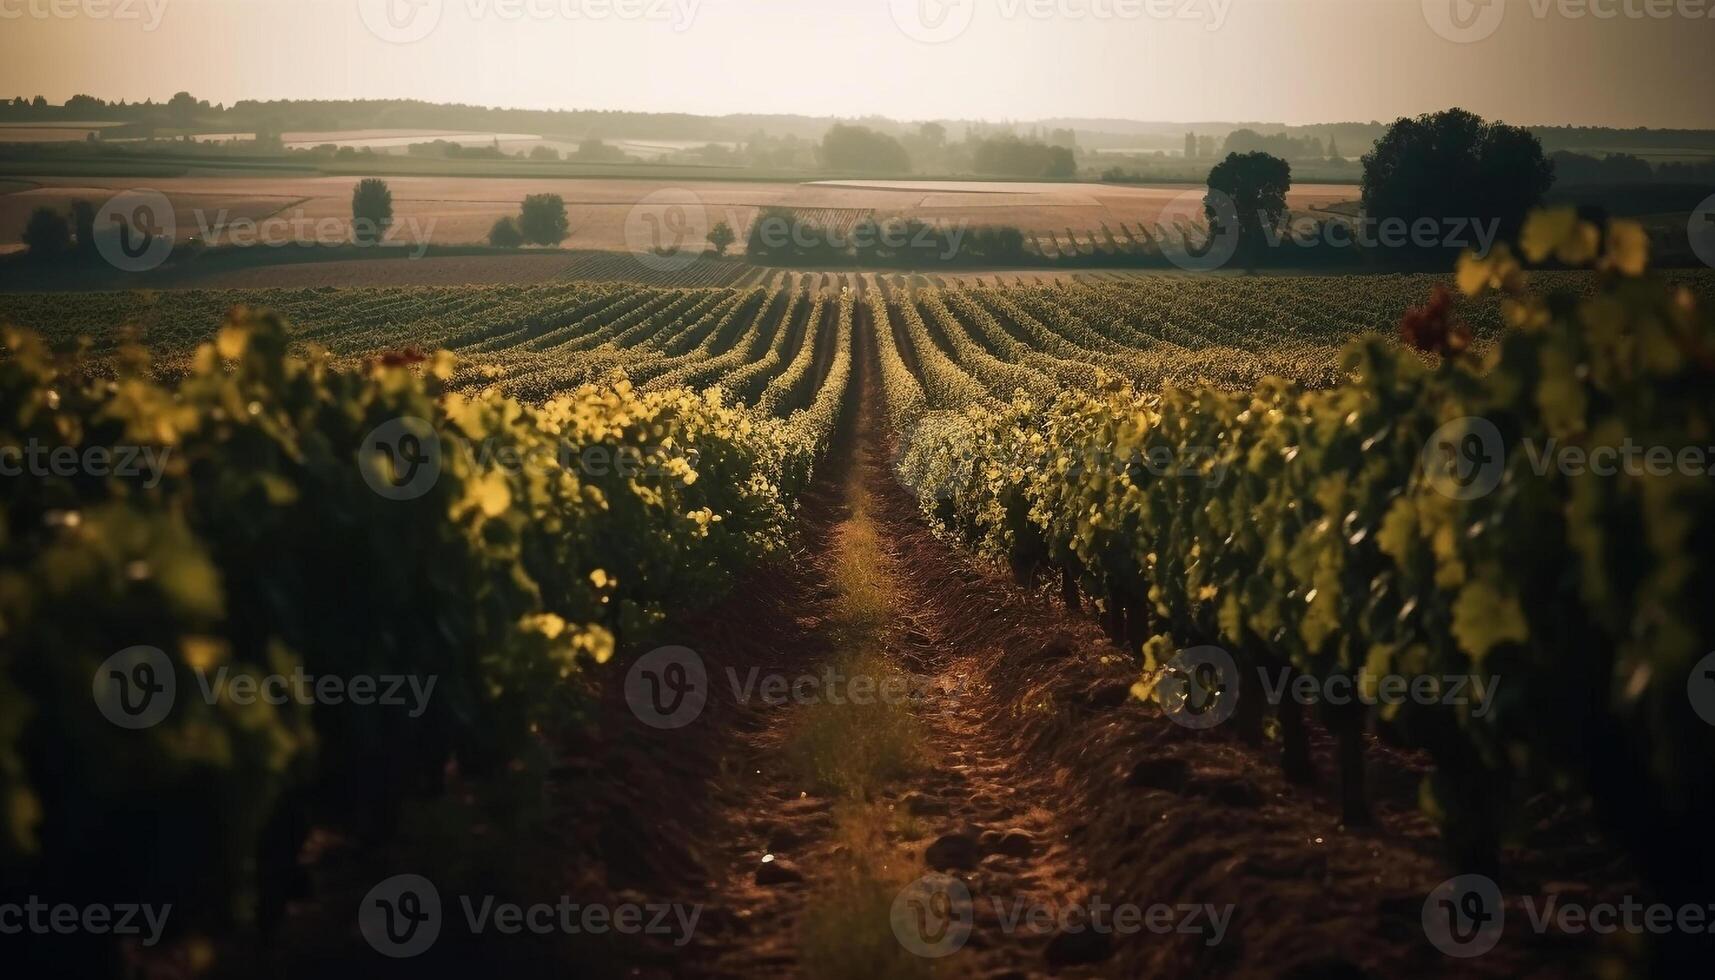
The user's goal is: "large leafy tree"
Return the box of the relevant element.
[1362,108,1553,254]
[488,216,523,248]
[819,124,911,173]
[971,135,1076,179]
[350,178,393,246]
[518,193,570,246]
[706,220,736,257]
[22,206,71,261]
[1205,151,1292,269]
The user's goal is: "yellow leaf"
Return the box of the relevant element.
[1520,208,1580,264]
[1558,222,1600,266]
[181,635,229,672]
[430,350,457,381]
[215,325,249,360]
[1451,583,1529,663]
[520,612,567,640]
[475,472,511,517]
[6,786,41,854]
[1455,246,1523,297]
[1456,251,1493,297]
[577,627,616,664]
[1603,220,1649,277]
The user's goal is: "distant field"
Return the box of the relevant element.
[0,174,1362,256]
[0,124,119,142]
[182,130,740,160]
[9,269,1714,394]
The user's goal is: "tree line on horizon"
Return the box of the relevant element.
[10,92,1713,180]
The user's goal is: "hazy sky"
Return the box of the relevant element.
[2,0,1712,126]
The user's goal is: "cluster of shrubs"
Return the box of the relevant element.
[742,208,1029,269]
[488,194,570,248]
[19,202,101,264]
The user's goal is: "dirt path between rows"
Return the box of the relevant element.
[554,316,1625,980]
[651,328,1125,980]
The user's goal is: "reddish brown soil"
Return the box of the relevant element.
[529,335,1632,979]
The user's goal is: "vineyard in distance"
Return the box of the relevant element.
[5,217,1715,980]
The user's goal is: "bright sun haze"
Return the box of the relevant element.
[0,0,1710,126]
